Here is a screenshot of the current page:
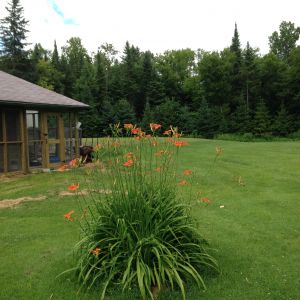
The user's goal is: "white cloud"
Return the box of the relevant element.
[1,0,300,55]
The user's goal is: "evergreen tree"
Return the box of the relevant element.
[253,99,272,136]
[99,100,117,136]
[0,0,33,80]
[113,99,136,125]
[272,102,292,136]
[141,51,165,107]
[241,42,260,111]
[230,99,252,133]
[229,23,243,108]
[230,23,242,66]
[51,40,60,69]
[141,100,154,130]
[94,51,107,108]
[196,99,219,138]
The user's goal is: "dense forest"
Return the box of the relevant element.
[1,0,300,138]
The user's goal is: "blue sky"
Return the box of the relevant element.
[48,0,77,25]
[1,0,299,54]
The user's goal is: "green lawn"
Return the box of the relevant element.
[0,139,299,300]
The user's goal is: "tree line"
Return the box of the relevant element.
[1,0,300,138]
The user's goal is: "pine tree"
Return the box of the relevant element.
[51,40,60,69]
[253,99,272,136]
[230,98,252,133]
[94,51,107,108]
[272,102,292,136]
[230,23,243,109]
[141,100,154,130]
[230,23,242,66]
[196,99,219,138]
[0,0,32,79]
[122,41,143,118]
[114,99,136,125]
[241,42,260,111]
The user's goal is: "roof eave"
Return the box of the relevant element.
[0,100,89,109]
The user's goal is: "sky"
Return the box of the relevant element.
[1,0,300,55]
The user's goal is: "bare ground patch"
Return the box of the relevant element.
[0,196,47,209]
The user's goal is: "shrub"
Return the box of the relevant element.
[64,124,219,299]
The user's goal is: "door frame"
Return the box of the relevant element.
[41,112,65,168]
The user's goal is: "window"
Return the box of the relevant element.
[6,110,20,141]
[0,111,3,142]
[63,112,76,161]
[0,144,3,173]
[0,110,23,173]
[26,111,42,167]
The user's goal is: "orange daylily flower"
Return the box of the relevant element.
[68,183,80,191]
[125,152,134,159]
[134,136,142,140]
[94,143,103,150]
[183,169,192,175]
[178,180,188,186]
[150,123,162,131]
[57,164,68,172]
[123,159,133,167]
[69,158,78,167]
[124,123,134,129]
[155,167,161,172]
[131,127,141,135]
[173,141,188,147]
[163,130,172,136]
[151,141,158,146]
[201,197,211,204]
[154,150,165,157]
[91,247,101,256]
[64,210,75,221]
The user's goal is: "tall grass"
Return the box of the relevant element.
[64,124,219,299]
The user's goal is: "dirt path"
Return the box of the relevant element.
[0,196,47,209]
[0,189,112,209]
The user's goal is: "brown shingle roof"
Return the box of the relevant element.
[0,71,89,108]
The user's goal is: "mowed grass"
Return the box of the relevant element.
[0,139,299,300]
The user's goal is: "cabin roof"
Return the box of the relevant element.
[0,71,89,108]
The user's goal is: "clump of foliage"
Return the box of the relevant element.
[63,124,219,299]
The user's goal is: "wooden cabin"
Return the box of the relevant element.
[0,71,89,174]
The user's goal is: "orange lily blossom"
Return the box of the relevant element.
[155,167,161,172]
[57,164,68,172]
[64,210,75,221]
[154,150,165,157]
[91,247,101,256]
[150,123,162,131]
[68,183,80,191]
[178,180,188,186]
[201,197,211,204]
[123,159,133,167]
[183,169,192,175]
[94,143,102,150]
[131,127,141,135]
[125,152,134,159]
[69,158,78,167]
[124,123,134,129]
[163,129,172,135]
[174,141,188,147]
